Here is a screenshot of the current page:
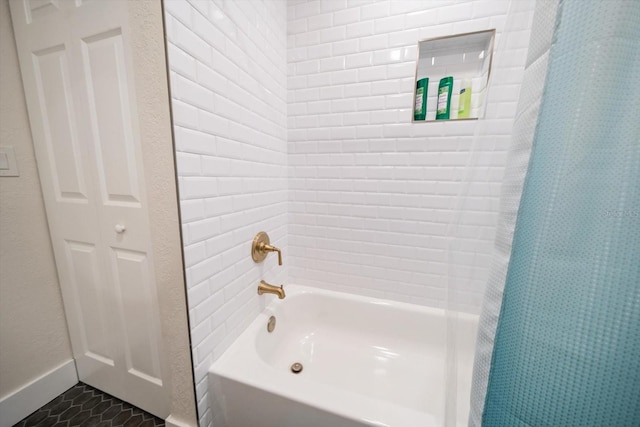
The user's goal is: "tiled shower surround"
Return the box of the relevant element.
[287,0,533,309]
[164,1,534,425]
[164,1,288,424]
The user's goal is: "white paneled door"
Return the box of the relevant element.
[10,0,170,418]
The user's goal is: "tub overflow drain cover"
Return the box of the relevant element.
[290,362,303,374]
[267,316,276,333]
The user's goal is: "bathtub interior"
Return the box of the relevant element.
[211,286,479,426]
[256,291,451,414]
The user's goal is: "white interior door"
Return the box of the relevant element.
[9,0,170,417]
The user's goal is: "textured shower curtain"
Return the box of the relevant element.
[468,0,640,425]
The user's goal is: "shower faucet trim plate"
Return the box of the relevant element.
[251,231,283,265]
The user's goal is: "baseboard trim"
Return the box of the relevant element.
[0,359,78,427]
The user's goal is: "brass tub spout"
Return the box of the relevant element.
[258,280,285,299]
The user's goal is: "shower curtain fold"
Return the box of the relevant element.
[468,0,640,425]
[444,1,543,425]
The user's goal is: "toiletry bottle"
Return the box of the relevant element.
[414,77,428,121]
[457,78,472,119]
[436,76,453,120]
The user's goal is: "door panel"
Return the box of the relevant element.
[10,0,170,418]
[81,29,142,206]
[65,240,112,362]
[32,45,88,201]
[111,248,163,384]
[24,0,60,23]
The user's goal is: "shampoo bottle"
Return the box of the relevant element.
[414,77,428,121]
[436,76,453,120]
[457,78,472,119]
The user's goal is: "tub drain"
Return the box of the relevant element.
[290,362,303,374]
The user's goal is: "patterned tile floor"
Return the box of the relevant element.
[14,383,165,427]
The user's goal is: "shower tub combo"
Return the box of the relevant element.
[209,285,478,427]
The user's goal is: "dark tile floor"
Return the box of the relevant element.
[14,383,165,427]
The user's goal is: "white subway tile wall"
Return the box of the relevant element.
[166,0,534,425]
[287,0,534,310]
[164,0,288,425]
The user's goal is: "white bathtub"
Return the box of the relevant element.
[209,285,478,427]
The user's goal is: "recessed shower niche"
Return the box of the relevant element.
[413,29,495,122]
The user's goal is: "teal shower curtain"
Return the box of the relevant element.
[471,0,640,425]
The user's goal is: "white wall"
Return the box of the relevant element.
[0,0,74,400]
[126,1,198,424]
[164,1,288,426]
[287,0,534,311]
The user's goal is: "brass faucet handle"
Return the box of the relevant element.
[263,244,282,266]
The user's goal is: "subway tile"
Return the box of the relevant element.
[359,34,389,53]
[180,199,205,223]
[356,124,383,139]
[307,72,332,88]
[189,216,222,242]
[333,7,360,26]
[345,52,374,69]
[342,112,370,126]
[190,317,212,347]
[168,44,197,79]
[198,109,230,138]
[320,26,347,43]
[372,48,404,65]
[331,98,357,113]
[193,9,226,49]
[196,62,227,95]
[332,39,359,56]
[388,28,421,48]
[294,0,320,19]
[344,82,372,98]
[331,69,358,85]
[174,74,215,110]
[288,75,307,90]
[472,0,508,19]
[356,96,386,111]
[296,59,320,75]
[195,319,225,363]
[346,20,375,38]
[389,0,435,15]
[374,15,406,34]
[165,0,193,26]
[371,79,400,95]
[189,253,223,286]
[321,0,346,13]
[320,56,346,72]
[295,30,321,47]
[173,20,212,66]
[307,43,333,60]
[387,61,415,79]
[358,64,388,82]
[405,9,439,29]
[307,100,332,114]
[360,2,390,20]
[308,12,333,30]
[438,3,475,24]
[288,18,308,35]
[176,152,202,176]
